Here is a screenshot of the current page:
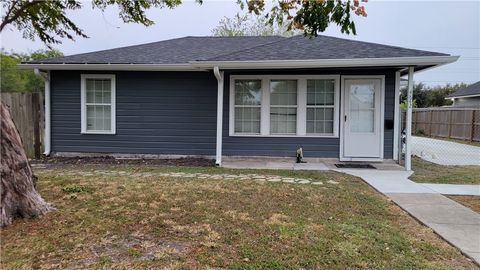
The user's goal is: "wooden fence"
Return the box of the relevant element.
[1,92,44,158]
[404,108,480,142]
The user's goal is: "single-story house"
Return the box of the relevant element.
[20,35,458,166]
[447,81,480,107]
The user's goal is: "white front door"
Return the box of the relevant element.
[342,78,383,160]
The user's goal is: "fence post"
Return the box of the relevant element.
[472,110,476,142]
[448,110,453,139]
[428,110,433,136]
[32,93,41,159]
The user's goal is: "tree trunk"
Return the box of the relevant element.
[1,101,53,227]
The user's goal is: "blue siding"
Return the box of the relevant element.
[51,71,218,155]
[51,68,396,159]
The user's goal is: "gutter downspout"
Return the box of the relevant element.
[213,66,224,166]
[34,69,51,156]
[405,67,414,171]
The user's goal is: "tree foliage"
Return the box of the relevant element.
[1,0,366,47]
[0,0,200,46]
[245,0,368,36]
[0,49,63,92]
[400,82,469,108]
[212,12,299,37]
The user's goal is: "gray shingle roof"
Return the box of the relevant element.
[29,36,285,64]
[26,35,448,65]
[205,35,448,61]
[448,81,480,98]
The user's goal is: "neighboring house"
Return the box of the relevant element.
[447,81,480,107]
[20,35,458,165]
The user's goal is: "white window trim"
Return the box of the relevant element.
[229,75,340,138]
[81,74,116,134]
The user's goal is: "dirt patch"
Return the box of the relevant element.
[69,235,190,268]
[31,156,214,168]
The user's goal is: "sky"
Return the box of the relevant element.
[1,0,479,86]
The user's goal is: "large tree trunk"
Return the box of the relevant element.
[1,101,53,227]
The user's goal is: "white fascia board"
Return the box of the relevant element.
[17,63,205,71]
[190,56,459,69]
[18,55,459,71]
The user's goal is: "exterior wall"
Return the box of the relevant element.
[222,68,397,159]
[453,97,480,108]
[51,68,397,159]
[51,71,218,155]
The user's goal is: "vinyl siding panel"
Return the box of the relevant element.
[51,70,217,155]
[51,68,397,159]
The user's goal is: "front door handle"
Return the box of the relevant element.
[344,115,347,122]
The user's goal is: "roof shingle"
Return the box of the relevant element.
[25,35,448,65]
[448,81,480,98]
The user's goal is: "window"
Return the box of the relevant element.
[230,75,339,137]
[306,79,335,135]
[81,74,115,134]
[270,80,297,134]
[234,80,262,134]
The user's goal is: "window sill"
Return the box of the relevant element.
[229,133,338,138]
[81,131,116,135]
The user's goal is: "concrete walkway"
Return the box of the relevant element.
[421,183,480,196]
[337,169,480,264]
[412,136,480,166]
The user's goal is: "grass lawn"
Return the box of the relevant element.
[1,165,477,269]
[410,157,480,185]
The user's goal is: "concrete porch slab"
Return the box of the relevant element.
[222,156,405,171]
[222,157,331,171]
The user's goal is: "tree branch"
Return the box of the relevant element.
[0,0,42,32]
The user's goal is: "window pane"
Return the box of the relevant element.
[95,90,103,104]
[235,80,261,105]
[270,80,297,105]
[349,84,375,133]
[307,79,335,106]
[86,79,95,91]
[86,89,95,103]
[94,80,103,91]
[270,107,296,134]
[86,105,111,132]
[86,79,112,104]
[234,107,260,133]
[102,80,111,92]
[306,108,334,135]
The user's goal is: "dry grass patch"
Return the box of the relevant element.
[411,157,480,185]
[0,165,478,269]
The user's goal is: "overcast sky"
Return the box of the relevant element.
[1,0,479,86]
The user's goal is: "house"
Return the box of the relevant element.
[20,35,458,166]
[447,81,480,107]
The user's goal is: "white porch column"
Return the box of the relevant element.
[34,69,51,156]
[213,66,224,166]
[405,67,414,171]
